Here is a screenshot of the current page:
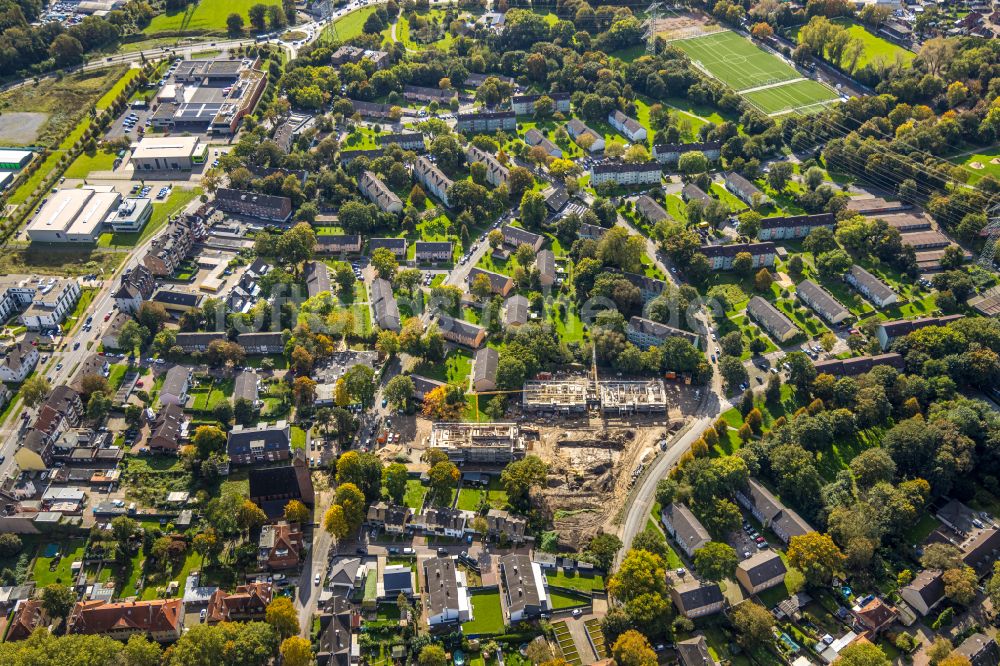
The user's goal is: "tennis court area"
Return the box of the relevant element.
[672,30,840,116]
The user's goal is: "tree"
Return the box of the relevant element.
[41,584,75,621]
[719,356,748,391]
[49,33,84,67]
[192,529,221,564]
[283,500,310,524]
[500,455,548,508]
[834,641,890,666]
[371,247,399,280]
[22,375,51,408]
[738,211,762,238]
[788,532,845,585]
[418,644,448,666]
[731,601,775,648]
[265,596,299,640]
[226,12,244,35]
[587,532,623,570]
[786,352,817,392]
[384,375,414,409]
[323,504,349,539]
[168,622,278,665]
[693,542,738,581]
[237,500,268,532]
[754,268,773,292]
[138,301,168,333]
[608,549,666,601]
[520,190,547,228]
[343,365,376,407]
[279,637,313,666]
[942,566,977,605]
[767,162,794,193]
[719,331,744,357]
[678,151,709,174]
[382,462,408,504]
[921,543,962,570]
[234,397,257,426]
[336,451,383,504]
[0,533,21,558]
[428,461,460,500]
[422,384,467,420]
[471,273,493,300]
[816,249,852,279]
[751,22,774,39]
[193,425,227,459]
[732,251,754,277]
[123,634,163,666]
[612,630,657,666]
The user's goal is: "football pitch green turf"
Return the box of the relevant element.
[671,30,839,115]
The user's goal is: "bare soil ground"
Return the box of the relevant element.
[654,11,719,41]
[0,112,48,145]
[531,416,670,550]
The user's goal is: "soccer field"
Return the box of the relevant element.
[743,79,841,116]
[671,30,839,115]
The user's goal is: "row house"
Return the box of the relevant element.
[418,506,469,538]
[367,238,407,257]
[796,279,850,325]
[413,156,453,207]
[501,224,544,252]
[736,478,814,544]
[415,241,453,263]
[380,132,425,151]
[724,172,768,206]
[504,294,529,327]
[358,171,403,214]
[845,265,898,309]
[237,331,286,354]
[486,508,527,543]
[735,550,787,594]
[608,110,647,142]
[466,144,509,187]
[68,599,183,642]
[424,556,472,626]
[15,385,83,471]
[627,316,700,350]
[875,314,964,351]
[349,98,393,119]
[652,141,721,164]
[524,128,562,158]
[316,235,362,255]
[661,503,711,558]
[455,110,516,133]
[536,249,555,287]
[436,315,486,348]
[621,271,667,302]
[511,92,571,115]
[813,353,905,377]
[589,162,661,186]
[174,331,226,353]
[142,216,200,276]
[370,277,401,331]
[635,195,669,223]
[699,242,776,271]
[579,223,607,241]
[747,296,798,343]
[215,188,292,222]
[159,366,192,407]
[112,265,155,313]
[331,46,389,68]
[467,267,514,297]
[403,85,456,104]
[304,260,331,298]
[366,502,412,534]
[671,580,725,619]
[757,213,835,241]
[565,119,605,153]
[472,347,499,392]
[682,182,711,204]
[499,554,550,622]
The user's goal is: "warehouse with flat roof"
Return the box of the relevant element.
[130,136,205,171]
[27,187,121,243]
[0,149,32,170]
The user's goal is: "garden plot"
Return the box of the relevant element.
[552,621,582,666]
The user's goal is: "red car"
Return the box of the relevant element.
[104,313,112,321]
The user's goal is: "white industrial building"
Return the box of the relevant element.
[27,186,120,243]
[104,198,153,232]
[130,136,205,171]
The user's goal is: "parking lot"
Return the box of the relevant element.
[729,517,772,561]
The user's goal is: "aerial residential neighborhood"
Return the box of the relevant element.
[0,0,997,665]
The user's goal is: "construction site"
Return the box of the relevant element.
[522,379,669,415]
[427,422,527,465]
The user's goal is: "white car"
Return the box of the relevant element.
[314,573,321,585]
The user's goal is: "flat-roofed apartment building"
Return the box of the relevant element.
[796,279,850,325]
[150,58,265,135]
[27,186,121,243]
[466,145,509,187]
[17,277,82,331]
[589,162,661,186]
[413,156,453,206]
[130,136,206,171]
[598,380,668,415]
[699,242,776,271]
[429,422,526,465]
[358,171,403,214]
[846,265,898,308]
[747,296,798,343]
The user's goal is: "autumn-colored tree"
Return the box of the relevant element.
[265,596,299,639]
[607,549,666,602]
[323,504,349,539]
[334,482,366,529]
[290,345,314,373]
[283,500,310,524]
[754,268,773,292]
[788,532,846,585]
[280,636,313,666]
[738,423,753,442]
[745,408,763,433]
[292,376,317,407]
[612,629,657,666]
[731,601,775,648]
[691,437,709,457]
[237,500,268,532]
[421,384,467,420]
[751,22,774,39]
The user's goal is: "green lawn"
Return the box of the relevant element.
[950,145,1000,184]
[33,540,87,588]
[549,590,590,610]
[321,5,378,43]
[291,426,306,450]
[672,30,800,91]
[790,19,914,73]
[96,68,142,110]
[97,187,202,248]
[144,0,282,36]
[744,78,841,116]
[462,590,505,635]
[456,478,508,511]
[403,479,427,509]
[545,569,605,592]
[189,377,232,412]
[63,288,96,334]
[64,149,118,179]
[412,348,472,385]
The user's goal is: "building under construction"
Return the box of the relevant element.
[429,423,526,465]
[597,380,668,415]
[522,380,595,414]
